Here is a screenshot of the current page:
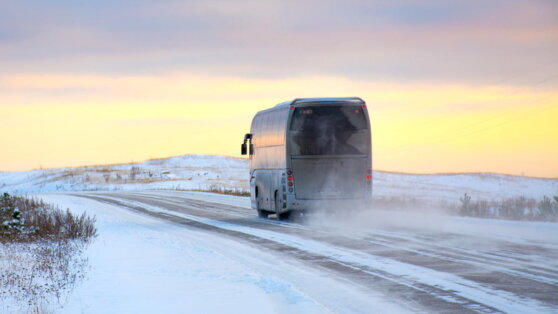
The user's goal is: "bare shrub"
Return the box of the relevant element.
[0,193,96,312]
[192,185,250,197]
[457,193,558,222]
[129,166,142,181]
[1,240,89,312]
[1,193,97,243]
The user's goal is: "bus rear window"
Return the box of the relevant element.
[290,105,369,155]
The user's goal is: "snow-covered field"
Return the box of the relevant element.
[1,154,556,203]
[1,155,558,313]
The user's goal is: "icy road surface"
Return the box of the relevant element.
[41,192,558,313]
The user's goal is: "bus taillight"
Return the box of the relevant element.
[287,175,294,186]
[366,175,371,180]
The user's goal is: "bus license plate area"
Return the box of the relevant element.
[291,157,366,200]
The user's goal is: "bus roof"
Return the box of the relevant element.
[274,97,364,108]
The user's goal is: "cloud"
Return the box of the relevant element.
[0,0,557,85]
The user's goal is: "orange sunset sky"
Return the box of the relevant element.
[1,1,557,177]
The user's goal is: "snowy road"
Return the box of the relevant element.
[45,191,558,313]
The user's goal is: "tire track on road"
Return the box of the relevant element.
[74,193,557,313]
[104,192,558,308]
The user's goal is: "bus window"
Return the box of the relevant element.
[251,115,260,147]
[277,110,286,145]
[261,114,270,147]
[290,105,368,155]
[270,111,278,146]
[273,110,285,146]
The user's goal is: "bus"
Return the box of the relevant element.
[241,97,372,219]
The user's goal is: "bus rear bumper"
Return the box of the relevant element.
[284,197,372,213]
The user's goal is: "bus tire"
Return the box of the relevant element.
[257,209,269,218]
[278,210,291,221]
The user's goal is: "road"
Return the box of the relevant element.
[73,191,558,313]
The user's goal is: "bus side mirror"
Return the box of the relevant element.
[242,133,253,155]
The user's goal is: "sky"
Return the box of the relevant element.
[1,0,557,177]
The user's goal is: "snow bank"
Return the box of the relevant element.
[37,195,329,314]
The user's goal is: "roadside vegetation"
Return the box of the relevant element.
[191,185,250,197]
[373,193,558,222]
[0,192,97,312]
[457,193,558,222]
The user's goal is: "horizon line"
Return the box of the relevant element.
[1,154,556,180]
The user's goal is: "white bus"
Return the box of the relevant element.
[241,97,372,219]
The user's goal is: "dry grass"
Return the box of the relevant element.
[189,185,250,197]
[134,178,187,184]
[372,193,558,222]
[1,193,97,312]
[1,193,97,243]
[1,240,89,312]
[457,193,558,222]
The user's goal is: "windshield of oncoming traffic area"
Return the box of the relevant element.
[289,105,369,155]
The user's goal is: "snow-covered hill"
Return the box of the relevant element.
[0,155,247,195]
[1,154,556,203]
[373,171,558,202]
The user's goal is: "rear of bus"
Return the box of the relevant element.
[285,98,372,212]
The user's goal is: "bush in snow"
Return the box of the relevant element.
[1,237,90,312]
[0,192,97,243]
[458,193,472,216]
[1,193,96,312]
[1,193,29,234]
[538,196,558,221]
[193,184,250,197]
[457,193,557,222]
